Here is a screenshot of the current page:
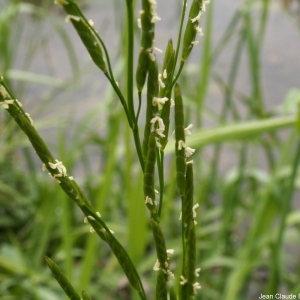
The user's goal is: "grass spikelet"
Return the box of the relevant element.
[136,0,158,93]
[143,59,159,157]
[174,84,186,196]
[58,0,107,73]
[181,162,197,299]
[45,257,81,300]
[181,0,204,62]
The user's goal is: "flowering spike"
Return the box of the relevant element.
[182,0,210,62]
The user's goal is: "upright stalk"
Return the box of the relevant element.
[126,0,135,120]
[126,0,145,171]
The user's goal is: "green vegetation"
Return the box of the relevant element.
[1,0,300,299]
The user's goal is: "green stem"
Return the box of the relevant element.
[0,79,147,300]
[157,149,165,217]
[125,0,144,171]
[126,0,135,122]
[45,257,81,300]
[133,126,145,171]
[171,62,184,91]
[105,74,131,125]
[173,0,188,77]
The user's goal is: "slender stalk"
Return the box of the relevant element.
[0,79,147,300]
[172,0,188,77]
[45,257,81,300]
[126,0,135,122]
[157,149,164,217]
[124,0,145,171]
[133,126,145,171]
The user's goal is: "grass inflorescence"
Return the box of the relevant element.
[1,0,300,299]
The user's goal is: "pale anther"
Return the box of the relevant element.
[163,69,167,79]
[185,146,196,158]
[180,275,187,285]
[177,140,186,151]
[0,99,14,109]
[195,26,204,36]
[48,159,67,177]
[193,282,202,294]
[193,203,199,219]
[152,97,169,110]
[195,268,201,277]
[191,12,202,24]
[87,215,96,221]
[145,196,154,205]
[65,15,81,23]
[154,47,163,54]
[184,124,193,136]
[202,0,210,12]
[150,116,165,138]
[167,249,175,255]
[158,73,166,88]
[153,259,160,271]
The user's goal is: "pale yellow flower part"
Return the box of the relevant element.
[145,196,154,205]
[0,99,14,109]
[193,282,202,294]
[184,124,193,136]
[158,73,166,88]
[150,116,165,137]
[163,69,167,79]
[185,146,196,158]
[153,259,160,271]
[180,275,187,285]
[167,249,175,255]
[195,26,204,36]
[195,268,201,277]
[49,159,67,177]
[152,96,169,110]
[177,140,186,151]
